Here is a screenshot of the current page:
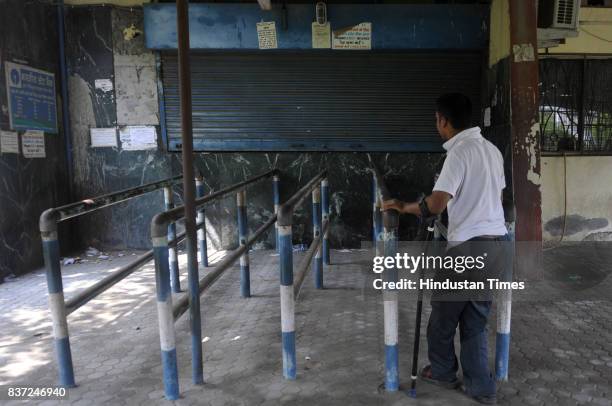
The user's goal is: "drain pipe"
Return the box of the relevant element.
[57,0,74,201]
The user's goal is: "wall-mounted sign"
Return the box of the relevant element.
[4,62,57,133]
[90,127,118,148]
[0,130,19,154]
[22,130,46,158]
[312,22,331,49]
[332,22,372,50]
[119,126,157,150]
[256,21,278,50]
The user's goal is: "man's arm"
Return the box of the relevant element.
[381,191,451,217]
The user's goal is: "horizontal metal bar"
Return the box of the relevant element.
[65,231,186,315]
[58,176,183,222]
[173,214,277,320]
[151,169,278,238]
[40,175,183,234]
[294,220,329,299]
[169,139,445,153]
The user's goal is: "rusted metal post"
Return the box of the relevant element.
[176,0,203,385]
[509,0,542,279]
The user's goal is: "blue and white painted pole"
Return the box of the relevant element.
[373,177,383,257]
[195,176,209,268]
[495,290,512,381]
[153,235,180,400]
[164,186,181,293]
[312,186,323,289]
[321,178,330,265]
[40,215,76,388]
[277,213,296,379]
[237,190,250,298]
[496,222,514,381]
[383,212,400,391]
[273,174,281,252]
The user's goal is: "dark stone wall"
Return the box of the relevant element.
[63,6,447,253]
[66,7,175,250]
[0,0,70,280]
[185,152,441,250]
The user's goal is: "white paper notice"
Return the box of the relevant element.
[332,22,372,50]
[0,130,19,154]
[22,130,45,158]
[119,126,157,150]
[90,128,118,148]
[484,107,492,128]
[257,21,278,50]
[94,79,114,92]
[312,22,331,49]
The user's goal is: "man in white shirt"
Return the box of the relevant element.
[383,93,508,405]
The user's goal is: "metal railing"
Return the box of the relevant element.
[276,170,328,382]
[369,163,401,392]
[40,175,184,388]
[371,162,513,390]
[152,170,330,400]
[152,169,279,399]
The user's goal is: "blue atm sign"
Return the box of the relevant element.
[5,62,57,133]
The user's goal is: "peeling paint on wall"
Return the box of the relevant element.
[526,121,541,187]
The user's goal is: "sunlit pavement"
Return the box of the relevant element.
[1,246,611,405]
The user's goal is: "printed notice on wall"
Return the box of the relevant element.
[119,126,157,150]
[0,130,19,154]
[312,22,331,49]
[90,127,118,148]
[22,130,45,158]
[256,21,278,50]
[332,22,372,50]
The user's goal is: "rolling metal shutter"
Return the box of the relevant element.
[160,52,482,152]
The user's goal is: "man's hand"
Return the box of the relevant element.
[382,199,404,212]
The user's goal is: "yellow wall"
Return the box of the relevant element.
[544,7,612,54]
[489,0,511,67]
[542,156,612,241]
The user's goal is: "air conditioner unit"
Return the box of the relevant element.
[538,0,580,30]
[537,0,580,48]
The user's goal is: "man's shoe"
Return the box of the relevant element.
[460,385,497,405]
[419,365,461,389]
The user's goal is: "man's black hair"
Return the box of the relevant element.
[436,93,473,131]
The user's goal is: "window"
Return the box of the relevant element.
[539,58,612,154]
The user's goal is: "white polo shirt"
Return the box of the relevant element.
[433,127,507,242]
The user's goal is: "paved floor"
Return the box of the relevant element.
[1,245,611,405]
